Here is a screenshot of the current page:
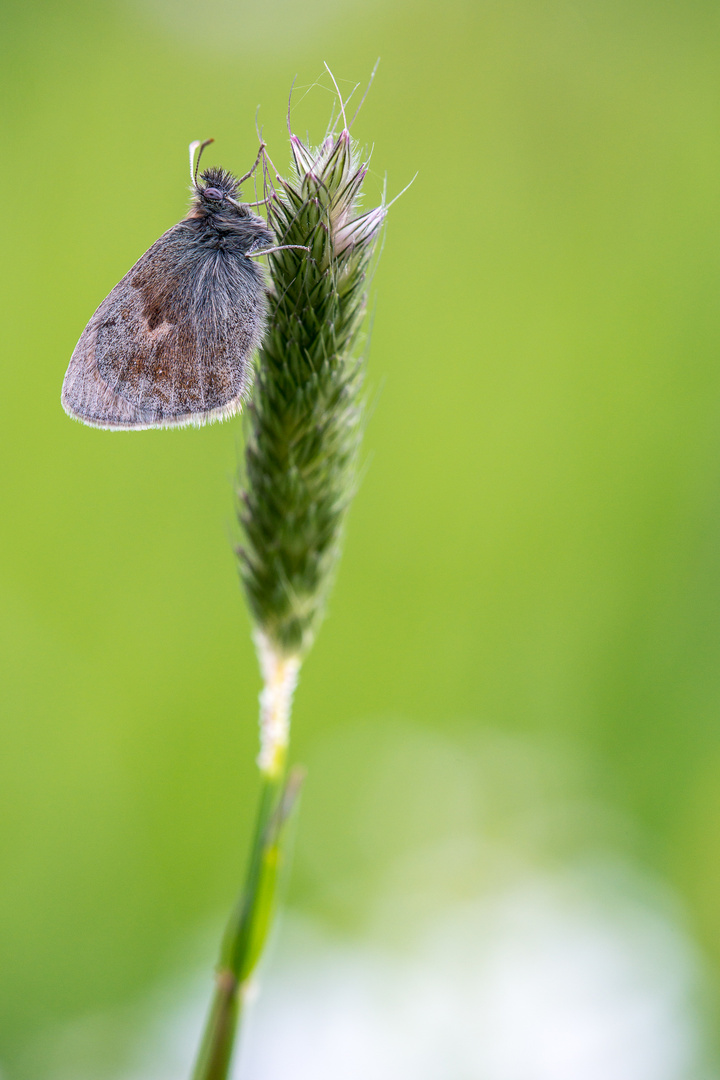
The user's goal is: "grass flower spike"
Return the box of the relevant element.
[239,120,385,665]
[191,84,389,1080]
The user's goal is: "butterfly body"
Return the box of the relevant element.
[62,164,274,430]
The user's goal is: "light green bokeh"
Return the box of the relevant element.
[3,0,720,1073]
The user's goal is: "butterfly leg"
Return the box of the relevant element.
[237,142,267,186]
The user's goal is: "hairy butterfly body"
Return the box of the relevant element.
[62,142,274,430]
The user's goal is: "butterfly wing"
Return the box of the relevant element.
[62,223,266,430]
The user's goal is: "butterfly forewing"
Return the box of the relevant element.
[62,215,268,431]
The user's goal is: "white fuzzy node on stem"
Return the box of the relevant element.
[254,630,301,777]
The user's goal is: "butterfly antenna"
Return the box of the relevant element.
[189,138,214,187]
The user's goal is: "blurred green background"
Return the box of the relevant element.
[4,0,720,1075]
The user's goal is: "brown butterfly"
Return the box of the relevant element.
[62,140,299,431]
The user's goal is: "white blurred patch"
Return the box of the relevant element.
[235,873,713,1080]
[65,868,713,1080]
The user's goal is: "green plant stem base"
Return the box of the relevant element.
[190,758,302,1080]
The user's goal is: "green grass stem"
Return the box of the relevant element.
[190,757,303,1080]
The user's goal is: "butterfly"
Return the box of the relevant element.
[62,140,297,431]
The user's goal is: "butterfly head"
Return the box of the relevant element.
[197,167,242,207]
[188,141,250,217]
[186,139,274,251]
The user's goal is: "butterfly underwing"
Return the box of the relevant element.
[61,141,277,431]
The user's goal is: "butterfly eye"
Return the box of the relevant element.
[203,186,224,201]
